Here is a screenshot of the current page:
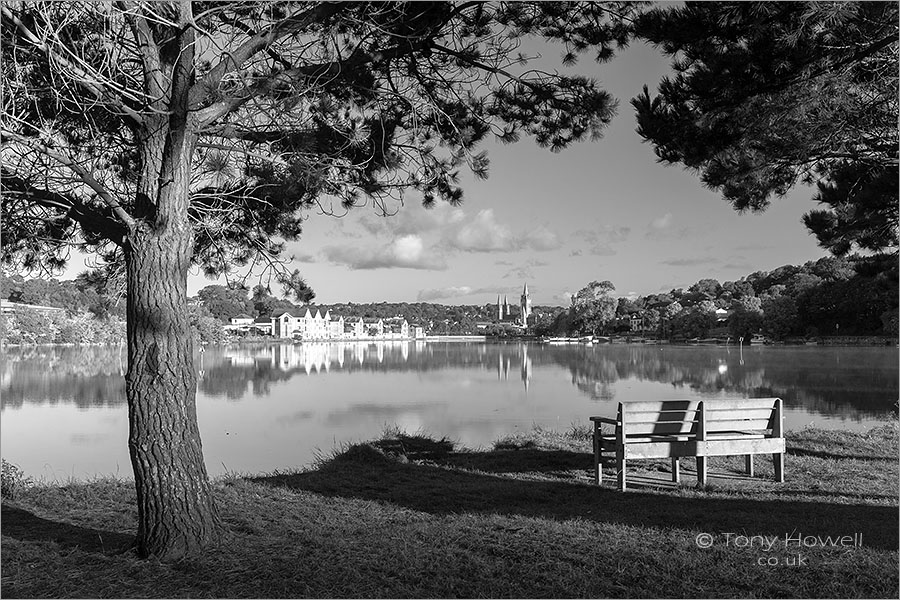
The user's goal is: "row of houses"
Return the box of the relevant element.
[228,308,425,341]
[627,308,731,332]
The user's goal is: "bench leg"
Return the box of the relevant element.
[671,457,680,483]
[616,447,626,491]
[696,456,707,486]
[593,425,602,486]
[772,452,784,482]
[745,454,754,477]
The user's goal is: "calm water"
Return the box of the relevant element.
[1,342,897,481]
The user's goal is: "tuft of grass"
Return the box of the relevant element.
[1,459,32,500]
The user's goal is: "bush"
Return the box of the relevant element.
[1,459,32,499]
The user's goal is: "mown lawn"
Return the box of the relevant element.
[2,423,898,598]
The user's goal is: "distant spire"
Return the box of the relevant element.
[523,282,529,296]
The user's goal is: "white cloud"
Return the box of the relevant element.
[322,234,447,270]
[522,225,562,251]
[450,209,517,252]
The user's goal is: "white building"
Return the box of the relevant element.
[270,310,411,341]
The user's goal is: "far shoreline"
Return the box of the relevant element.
[2,334,898,349]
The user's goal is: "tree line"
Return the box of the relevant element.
[6,253,896,344]
[539,255,898,341]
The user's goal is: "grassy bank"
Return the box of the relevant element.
[2,423,898,598]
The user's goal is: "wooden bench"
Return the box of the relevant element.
[590,398,785,491]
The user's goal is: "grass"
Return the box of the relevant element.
[2,423,898,598]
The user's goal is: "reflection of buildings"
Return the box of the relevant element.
[495,345,532,391]
[244,341,419,373]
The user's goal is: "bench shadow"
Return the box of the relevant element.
[253,450,899,552]
[1,504,133,554]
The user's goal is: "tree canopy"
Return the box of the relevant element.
[2,1,639,280]
[632,1,898,257]
[571,280,617,335]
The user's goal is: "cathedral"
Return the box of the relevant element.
[497,283,532,327]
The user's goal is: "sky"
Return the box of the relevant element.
[65,39,828,307]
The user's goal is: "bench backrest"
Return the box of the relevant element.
[618,398,782,438]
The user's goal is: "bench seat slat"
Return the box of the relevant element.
[703,398,780,410]
[706,418,772,432]
[620,401,700,413]
[705,408,776,421]
[624,437,784,459]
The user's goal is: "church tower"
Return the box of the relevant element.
[519,283,532,326]
[497,295,503,320]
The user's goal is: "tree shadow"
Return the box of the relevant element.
[438,448,593,475]
[252,448,899,551]
[1,504,133,555]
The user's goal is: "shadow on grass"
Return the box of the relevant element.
[1,504,133,554]
[253,445,899,552]
[786,447,898,462]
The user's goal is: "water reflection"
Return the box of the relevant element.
[2,343,897,423]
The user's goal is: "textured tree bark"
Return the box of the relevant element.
[124,222,221,560]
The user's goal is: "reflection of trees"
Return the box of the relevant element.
[2,344,896,422]
[1,346,126,409]
[545,345,898,420]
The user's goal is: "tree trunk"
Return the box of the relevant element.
[124,223,220,560]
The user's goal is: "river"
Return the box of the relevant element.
[1,342,896,480]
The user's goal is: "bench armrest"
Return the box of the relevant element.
[589,416,619,425]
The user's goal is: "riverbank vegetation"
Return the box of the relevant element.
[2,423,897,598]
[3,252,897,347]
[537,255,898,342]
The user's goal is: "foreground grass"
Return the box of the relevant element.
[2,423,898,598]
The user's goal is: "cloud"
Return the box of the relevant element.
[322,234,447,270]
[441,210,562,253]
[569,249,583,257]
[359,203,465,238]
[659,257,718,267]
[553,291,574,305]
[649,213,673,230]
[644,214,697,240]
[416,284,519,302]
[292,252,317,263]
[417,286,474,301]
[503,266,534,280]
[449,209,518,252]
[573,225,631,256]
[521,225,562,251]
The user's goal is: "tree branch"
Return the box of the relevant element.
[118,1,166,101]
[1,129,136,231]
[1,5,145,127]
[189,2,345,112]
[1,169,129,243]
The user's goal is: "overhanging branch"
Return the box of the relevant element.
[1,129,136,232]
